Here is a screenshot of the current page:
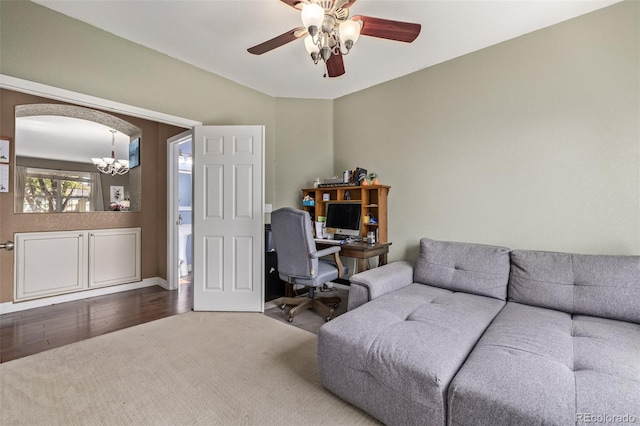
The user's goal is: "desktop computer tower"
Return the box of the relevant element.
[265,225,285,302]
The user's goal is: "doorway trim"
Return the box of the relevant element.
[167,130,193,290]
[0,75,201,128]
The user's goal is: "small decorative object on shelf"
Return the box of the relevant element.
[366,231,376,244]
[354,167,368,185]
[368,171,379,185]
[109,202,128,211]
[302,194,315,206]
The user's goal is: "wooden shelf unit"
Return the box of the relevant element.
[301,185,390,243]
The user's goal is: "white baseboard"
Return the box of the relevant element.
[156,277,170,290]
[0,277,166,315]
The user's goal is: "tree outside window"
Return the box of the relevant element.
[22,168,92,213]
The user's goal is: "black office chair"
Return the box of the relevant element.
[270,207,346,322]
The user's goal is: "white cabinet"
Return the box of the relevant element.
[89,228,141,288]
[14,228,141,301]
[15,231,88,301]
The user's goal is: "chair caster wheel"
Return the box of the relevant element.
[334,303,339,309]
[280,304,286,310]
[325,316,332,322]
[288,317,293,323]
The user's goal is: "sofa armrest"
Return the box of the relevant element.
[347,261,414,311]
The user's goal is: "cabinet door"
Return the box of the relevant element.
[15,231,88,301]
[88,228,141,288]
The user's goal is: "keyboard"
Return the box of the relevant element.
[314,238,343,245]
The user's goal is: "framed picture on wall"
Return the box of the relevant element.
[110,185,124,203]
[129,137,140,169]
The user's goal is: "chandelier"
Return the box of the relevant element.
[301,1,361,66]
[91,129,129,175]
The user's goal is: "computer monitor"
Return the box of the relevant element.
[325,202,361,238]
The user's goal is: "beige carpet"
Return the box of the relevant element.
[0,312,377,425]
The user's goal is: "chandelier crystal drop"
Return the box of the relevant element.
[91,129,130,176]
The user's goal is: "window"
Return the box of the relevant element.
[22,168,94,213]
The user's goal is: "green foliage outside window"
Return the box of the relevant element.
[23,170,92,213]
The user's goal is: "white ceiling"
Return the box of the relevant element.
[34,0,619,100]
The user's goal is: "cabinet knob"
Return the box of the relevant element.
[0,241,14,251]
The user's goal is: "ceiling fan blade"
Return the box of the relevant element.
[351,15,421,43]
[247,27,307,55]
[279,0,305,10]
[326,52,345,78]
[334,0,358,9]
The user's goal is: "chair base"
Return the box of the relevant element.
[281,295,341,322]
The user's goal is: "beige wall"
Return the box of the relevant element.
[274,98,334,218]
[334,1,639,261]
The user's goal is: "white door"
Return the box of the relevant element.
[192,125,264,311]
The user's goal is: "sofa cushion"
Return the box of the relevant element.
[318,283,505,425]
[448,302,640,426]
[509,250,640,323]
[414,238,511,300]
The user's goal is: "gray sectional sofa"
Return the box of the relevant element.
[317,238,640,426]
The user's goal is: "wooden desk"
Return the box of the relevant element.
[316,241,392,273]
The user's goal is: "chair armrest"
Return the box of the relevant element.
[347,261,414,311]
[311,246,345,278]
[311,246,341,258]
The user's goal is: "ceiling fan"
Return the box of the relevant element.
[247,0,421,77]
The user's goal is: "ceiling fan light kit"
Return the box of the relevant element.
[247,0,421,78]
[339,19,361,50]
[301,2,324,37]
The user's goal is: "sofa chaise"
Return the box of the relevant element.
[317,238,639,425]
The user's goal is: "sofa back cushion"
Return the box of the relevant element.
[509,250,640,323]
[414,238,511,300]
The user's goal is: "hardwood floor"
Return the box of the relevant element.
[0,280,193,363]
